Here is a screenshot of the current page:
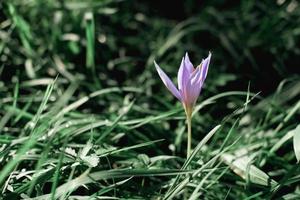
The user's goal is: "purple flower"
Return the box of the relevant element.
[154,52,211,116]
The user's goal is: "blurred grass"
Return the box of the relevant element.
[0,0,300,199]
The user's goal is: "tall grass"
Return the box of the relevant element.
[0,0,300,199]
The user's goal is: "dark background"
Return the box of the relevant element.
[1,0,300,96]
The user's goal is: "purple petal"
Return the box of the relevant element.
[200,52,211,83]
[184,52,194,73]
[184,52,212,105]
[154,61,182,101]
[189,84,202,105]
[177,57,189,90]
[190,66,201,85]
[185,73,203,106]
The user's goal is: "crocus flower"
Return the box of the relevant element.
[154,52,211,117]
[154,52,211,158]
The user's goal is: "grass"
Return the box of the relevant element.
[1,0,300,199]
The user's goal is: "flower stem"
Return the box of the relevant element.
[186,114,192,158]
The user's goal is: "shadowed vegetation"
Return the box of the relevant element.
[0,0,300,199]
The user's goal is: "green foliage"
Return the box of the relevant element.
[0,0,300,199]
[293,125,300,163]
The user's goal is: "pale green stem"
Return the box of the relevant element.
[186,114,192,158]
[183,103,193,159]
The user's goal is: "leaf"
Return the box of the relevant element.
[30,169,191,200]
[79,141,99,167]
[221,153,277,187]
[80,140,93,158]
[293,125,300,163]
[81,154,99,167]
